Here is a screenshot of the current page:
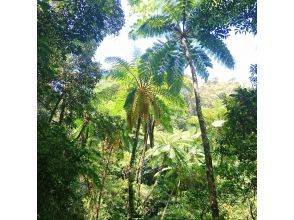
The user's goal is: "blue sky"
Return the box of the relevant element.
[95,0,257,85]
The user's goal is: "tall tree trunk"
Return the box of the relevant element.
[95,143,114,220]
[128,118,141,219]
[137,122,149,201]
[181,37,220,218]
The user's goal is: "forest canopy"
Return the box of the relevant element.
[37,0,257,219]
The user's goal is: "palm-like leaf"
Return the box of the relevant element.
[190,46,213,81]
[140,40,177,74]
[106,68,133,83]
[146,129,204,168]
[105,56,141,86]
[106,55,182,131]
[155,86,185,109]
[141,39,186,93]
[129,15,175,40]
[124,88,137,128]
[195,31,235,69]
[130,1,235,78]
[105,56,133,72]
[152,96,172,132]
[165,54,186,93]
[162,0,196,23]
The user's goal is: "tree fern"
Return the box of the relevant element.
[129,15,174,39]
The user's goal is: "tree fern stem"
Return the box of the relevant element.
[181,37,220,218]
[128,118,142,219]
[137,122,149,201]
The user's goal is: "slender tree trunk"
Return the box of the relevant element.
[181,37,220,218]
[96,143,114,220]
[48,93,64,123]
[128,118,141,219]
[137,122,149,200]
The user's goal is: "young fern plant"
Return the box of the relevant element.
[105,55,185,219]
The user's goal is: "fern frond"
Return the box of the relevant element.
[105,56,140,85]
[106,68,133,82]
[165,54,186,93]
[129,15,174,39]
[195,31,235,69]
[105,56,132,70]
[124,88,137,128]
[174,0,197,23]
[140,39,185,90]
[190,46,213,81]
[153,96,173,132]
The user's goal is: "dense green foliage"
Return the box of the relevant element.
[37,0,257,219]
[37,0,125,219]
[216,88,257,219]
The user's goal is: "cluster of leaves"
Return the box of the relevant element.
[37,116,87,220]
[105,55,185,132]
[216,88,257,219]
[191,0,257,36]
[129,0,256,38]
[37,0,125,219]
[87,75,254,219]
[38,0,124,122]
[129,0,236,93]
